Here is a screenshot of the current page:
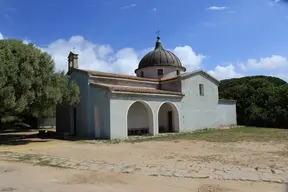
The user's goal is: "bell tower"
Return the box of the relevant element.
[68,48,79,70]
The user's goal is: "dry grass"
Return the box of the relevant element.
[126,127,288,143]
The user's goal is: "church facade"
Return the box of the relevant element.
[56,36,237,139]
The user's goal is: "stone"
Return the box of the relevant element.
[160,170,174,177]
[225,170,261,181]
[186,171,209,179]
[89,164,102,171]
[198,167,214,174]
[271,169,284,174]
[261,173,284,183]
[173,169,188,177]
[122,167,135,173]
[241,167,257,172]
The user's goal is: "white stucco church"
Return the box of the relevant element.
[56,36,237,139]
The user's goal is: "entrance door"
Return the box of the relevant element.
[73,108,77,136]
[168,111,173,132]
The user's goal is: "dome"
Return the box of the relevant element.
[136,36,186,72]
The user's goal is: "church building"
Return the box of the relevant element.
[56,36,237,139]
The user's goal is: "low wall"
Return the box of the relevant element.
[37,117,56,128]
[217,100,237,127]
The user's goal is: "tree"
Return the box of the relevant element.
[219,76,288,128]
[0,39,79,128]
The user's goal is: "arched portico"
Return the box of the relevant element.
[127,101,154,136]
[158,102,180,133]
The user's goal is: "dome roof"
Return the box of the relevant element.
[136,36,186,71]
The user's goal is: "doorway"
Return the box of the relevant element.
[158,102,180,133]
[168,111,173,132]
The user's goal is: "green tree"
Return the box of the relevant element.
[219,76,288,128]
[0,39,79,128]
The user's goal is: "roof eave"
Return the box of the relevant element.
[89,75,159,84]
[110,91,184,98]
[135,65,186,73]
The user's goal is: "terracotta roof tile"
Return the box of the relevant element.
[76,69,177,82]
[73,68,218,84]
[85,69,160,82]
[90,83,183,96]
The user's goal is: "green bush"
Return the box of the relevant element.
[0,39,80,129]
[219,76,288,128]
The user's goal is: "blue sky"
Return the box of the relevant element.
[0,0,288,81]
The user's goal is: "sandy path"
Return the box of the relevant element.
[5,139,287,169]
[1,136,288,191]
[0,161,285,192]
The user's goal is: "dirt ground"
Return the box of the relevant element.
[0,161,284,192]
[0,130,288,192]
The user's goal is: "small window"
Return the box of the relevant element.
[157,69,163,76]
[199,84,204,96]
[141,71,144,77]
[176,70,180,75]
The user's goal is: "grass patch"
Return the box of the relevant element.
[17,154,35,161]
[126,127,288,143]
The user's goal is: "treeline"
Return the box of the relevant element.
[0,39,79,130]
[219,76,288,128]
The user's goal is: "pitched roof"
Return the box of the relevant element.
[70,68,177,82]
[69,68,219,84]
[85,69,160,82]
[90,83,184,96]
[166,69,220,84]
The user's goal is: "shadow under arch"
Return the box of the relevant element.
[157,102,180,133]
[126,101,154,136]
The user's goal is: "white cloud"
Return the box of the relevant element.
[2,31,285,82]
[269,0,284,7]
[173,46,205,71]
[41,35,205,75]
[238,55,288,70]
[23,39,31,45]
[208,65,243,80]
[120,4,136,9]
[272,72,288,81]
[153,8,157,11]
[208,55,288,81]
[207,6,228,11]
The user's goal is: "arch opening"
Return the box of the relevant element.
[158,102,180,133]
[127,101,153,136]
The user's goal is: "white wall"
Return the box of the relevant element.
[86,71,237,139]
[180,73,220,131]
[88,86,111,139]
[127,102,149,130]
[217,101,237,127]
[161,80,181,92]
[136,66,185,79]
[180,73,237,131]
[38,117,56,128]
[109,95,182,139]
[56,71,89,137]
